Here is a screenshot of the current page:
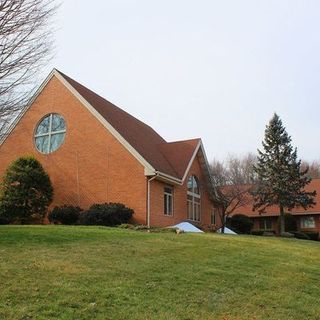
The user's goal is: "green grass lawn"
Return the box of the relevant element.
[0,226,319,320]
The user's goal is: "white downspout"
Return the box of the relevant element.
[147,175,157,228]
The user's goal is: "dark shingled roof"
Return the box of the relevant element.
[58,70,200,180]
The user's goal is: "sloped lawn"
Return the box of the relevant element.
[0,226,319,320]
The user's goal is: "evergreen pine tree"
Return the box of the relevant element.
[253,113,316,234]
[0,156,53,223]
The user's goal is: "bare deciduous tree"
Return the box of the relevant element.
[211,153,256,233]
[301,160,320,179]
[0,0,57,139]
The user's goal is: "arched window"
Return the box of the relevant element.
[187,175,201,221]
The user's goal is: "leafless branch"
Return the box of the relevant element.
[211,153,257,232]
[300,160,320,179]
[0,0,58,139]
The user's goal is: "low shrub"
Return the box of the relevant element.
[227,214,253,234]
[48,205,82,225]
[118,224,176,233]
[147,227,176,233]
[251,230,275,236]
[0,205,11,224]
[263,231,275,237]
[132,224,149,231]
[280,232,294,238]
[304,232,319,241]
[291,231,310,240]
[0,215,10,225]
[251,230,264,236]
[80,203,133,226]
[118,223,135,229]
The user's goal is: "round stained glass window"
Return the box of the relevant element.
[34,114,66,154]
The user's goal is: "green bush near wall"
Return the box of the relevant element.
[79,203,134,226]
[0,156,53,223]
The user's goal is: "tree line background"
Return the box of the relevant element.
[211,152,319,233]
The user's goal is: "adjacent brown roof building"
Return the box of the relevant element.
[231,179,320,233]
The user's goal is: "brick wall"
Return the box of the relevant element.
[149,152,214,228]
[0,76,147,224]
[252,215,320,234]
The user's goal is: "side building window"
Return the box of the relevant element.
[164,186,173,216]
[187,175,201,222]
[301,216,315,229]
[259,218,272,230]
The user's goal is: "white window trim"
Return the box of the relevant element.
[259,218,272,230]
[187,176,201,222]
[300,216,316,229]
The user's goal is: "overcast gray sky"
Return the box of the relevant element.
[48,0,320,162]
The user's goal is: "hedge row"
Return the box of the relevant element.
[48,203,133,226]
[251,229,319,241]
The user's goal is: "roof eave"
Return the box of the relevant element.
[180,140,217,201]
[155,171,182,185]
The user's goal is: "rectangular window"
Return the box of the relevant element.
[164,186,173,216]
[187,194,201,222]
[259,218,272,230]
[300,216,315,229]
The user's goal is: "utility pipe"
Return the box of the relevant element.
[147,175,157,228]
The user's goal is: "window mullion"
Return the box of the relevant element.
[192,194,195,221]
[50,129,66,135]
[167,195,169,212]
[48,114,53,153]
[35,133,50,138]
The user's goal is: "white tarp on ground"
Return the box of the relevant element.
[170,222,204,233]
[217,227,237,235]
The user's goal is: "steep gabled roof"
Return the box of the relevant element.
[159,139,201,179]
[58,70,181,178]
[1,69,214,187]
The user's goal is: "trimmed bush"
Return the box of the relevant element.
[263,231,276,237]
[80,203,133,226]
[305,232,319,241]
[227,214,253,234]
[0,216,10,225]
[292,231,310,240]
[251,230,264,236]
[48,205,82,225]
[280,232,294,238]
[251,230,275,236]
[0,156,53,223]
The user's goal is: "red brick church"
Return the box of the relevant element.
[0,69,217,228]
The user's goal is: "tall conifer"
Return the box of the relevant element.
[253,114,316,234]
